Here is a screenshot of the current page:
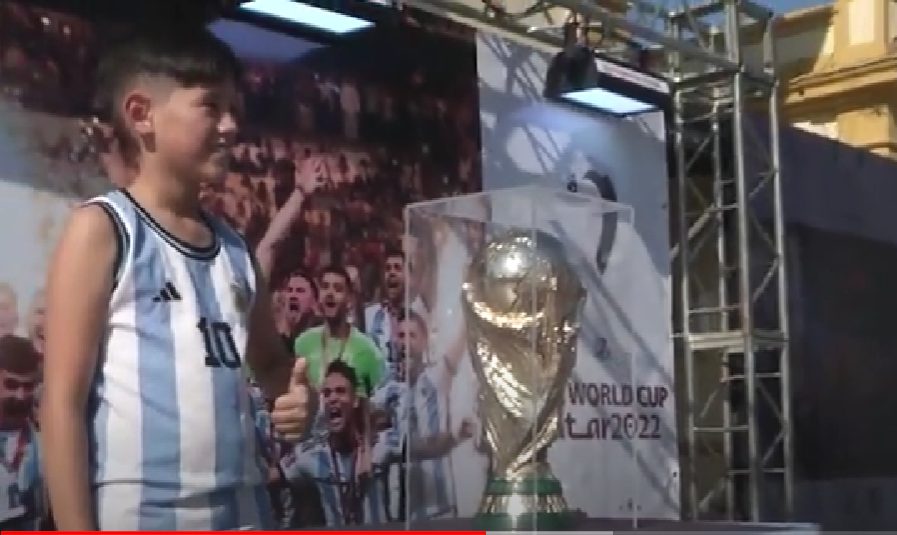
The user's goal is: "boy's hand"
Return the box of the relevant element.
[271,358,312,442]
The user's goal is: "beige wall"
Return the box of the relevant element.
[765,0,897,158]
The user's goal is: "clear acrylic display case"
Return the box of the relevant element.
[392,185,648,531]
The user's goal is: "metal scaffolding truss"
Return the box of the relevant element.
[404,0,792,524]
[668,3,792,523]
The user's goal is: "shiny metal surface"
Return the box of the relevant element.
[461,230,585,484]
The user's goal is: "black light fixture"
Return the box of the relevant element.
[544,23,670,117]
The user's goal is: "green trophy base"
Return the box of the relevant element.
[473,474,577,531]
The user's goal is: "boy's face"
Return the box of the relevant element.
[131,77,241,185]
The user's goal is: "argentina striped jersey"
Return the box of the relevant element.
[0,424,41,526]
[370,379,408,452]
[370,379,408,522]
[85,190,273,530]
[408,367,454,520]
[281,434,388,526]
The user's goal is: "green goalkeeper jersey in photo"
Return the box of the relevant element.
[293,325,386,396]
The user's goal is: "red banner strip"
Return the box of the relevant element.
[4,532,486,535]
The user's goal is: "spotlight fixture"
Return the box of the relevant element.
[239,0,374,35]
[544,26,670,117]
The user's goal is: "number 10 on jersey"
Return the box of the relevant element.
[197,317,241,369]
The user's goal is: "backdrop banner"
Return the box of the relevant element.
[464,32,680,520]
[0,2,481,529]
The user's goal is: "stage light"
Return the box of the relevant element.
[543,43,670,117]
[561,86,657,115]
[239,0,374,35]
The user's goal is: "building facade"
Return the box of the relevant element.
[752,0,897,158]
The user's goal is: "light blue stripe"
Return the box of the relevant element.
[207,487,236,529]
[317,449,340,525]
[249,390,277,521]
[214,221,252,300]
[185,259,241,529]
[387,382,404,449]
[372,307,385,342]
[337,452,353,525]
[368,472,383,524]
[134,221,179,530]
[253,484,275,529]
[423,376,448,513]
[24,427,38,487]
[371,307,401,382]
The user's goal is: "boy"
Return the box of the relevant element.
[40,23,312,531]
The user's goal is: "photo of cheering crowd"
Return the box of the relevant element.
[0,0,483,529]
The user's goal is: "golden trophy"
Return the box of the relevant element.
[461,230,585,531]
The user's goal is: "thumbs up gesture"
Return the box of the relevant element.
[271,358,313,443]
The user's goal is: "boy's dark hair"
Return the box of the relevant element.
[95,22,243,164]
[325,360,359,393]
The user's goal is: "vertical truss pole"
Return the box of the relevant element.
[670,18,697,518]
[725,0,761,522]
[669,0,790,523]
[670,18,746,524]
[711,104,737,521]
[764,11,794,520]
[676,84,748,522]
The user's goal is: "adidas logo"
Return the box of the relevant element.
[153,281,182,303]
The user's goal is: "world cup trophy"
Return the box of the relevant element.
[461,230,585,531]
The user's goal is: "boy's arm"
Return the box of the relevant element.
[41,205,117,531]
[246,262,297,398]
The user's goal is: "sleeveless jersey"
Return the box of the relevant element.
[85,190,273,530]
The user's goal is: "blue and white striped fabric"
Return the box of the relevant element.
[85,189,273,531]
[364,303,400,381]
[247,383,277,474]
[0,424,41,526]
[408,368,454,520]
[371,379,408,451]
[363,303,390,352]
[280,435,388,526]
[371,379,408,522]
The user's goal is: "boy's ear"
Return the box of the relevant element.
[123,91,153,135]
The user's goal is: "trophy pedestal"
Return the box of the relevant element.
[474,463,576,531]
